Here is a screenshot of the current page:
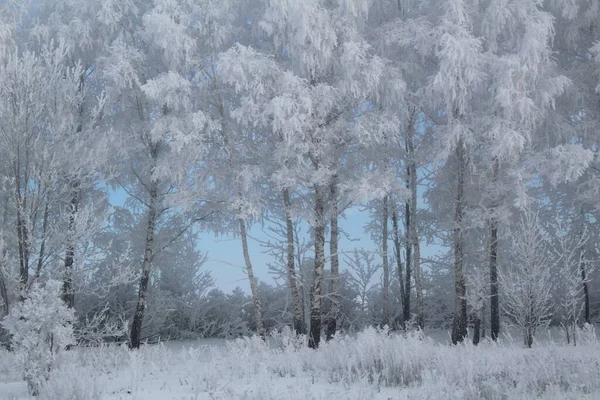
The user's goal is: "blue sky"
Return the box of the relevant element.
[110,188,444,293]
[201,205,379,292]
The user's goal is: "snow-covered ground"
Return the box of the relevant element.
[1,327,599,400]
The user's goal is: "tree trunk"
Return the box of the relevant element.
[16,197,29,297]
[62,71,86,308]
[283,189,305,335]
[472,313,481,345]
[35,201,50,281]
[381,195,390,327]
[392,205,406,329]
[403,199,411,323]
[239,218,266,339]
[62,184,79,308]
[451,140,468,345]
[0,199,10,316]
[490,159,500,341]
[0,255,8,317]
[481,300,486,338]
[407,115,423,330]
[129,181,158,350]
[326,176,340,341]
[309,185,325,349]
[579,213,590,324]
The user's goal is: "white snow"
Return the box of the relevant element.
[1,327,599,400]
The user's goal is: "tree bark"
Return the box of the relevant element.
[239,218,266,339]
[129,181,158,350]
[0,253,8,317]
[451,140,468,345]
[35,201,50,281]
[15,191,29,297]
[404,199,412,323]
[326,176,340,341]
[472,312,481,345]
[283,189,305,335]
[309,184,325,349]
[381,195,390,327]
[62,183,79,308]
[392,205,406,329]
[490,159,500,341]
[0,199,10,316]
[579,218,590,324]
[407,114,424,330]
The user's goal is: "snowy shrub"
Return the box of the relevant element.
[1,280,76,395]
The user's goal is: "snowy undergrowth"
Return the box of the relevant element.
[1,327,599,399]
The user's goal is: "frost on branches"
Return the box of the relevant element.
[1,280,75,395]
[501,211,554,348]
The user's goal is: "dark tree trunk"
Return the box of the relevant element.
[473,313,481,345]
[451,141,468,345]
[403,200,411,323]
[326,177,340,341]
[130,182,158,350]
[16,204,29,298]
[309,185,325,349]
[490,159,500,341]
[35,202,50,280]
[0,256,8,317]
[381,195,390,327]
[0,200,10,316]
[580,244,590,324]
[578,211,590,324]
[283,189,305,335]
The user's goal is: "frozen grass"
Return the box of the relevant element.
[1,327,599,399]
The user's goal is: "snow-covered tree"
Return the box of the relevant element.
[501,211,554,348]
[2,279,75,395]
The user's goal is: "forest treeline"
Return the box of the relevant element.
[0,0,599,352]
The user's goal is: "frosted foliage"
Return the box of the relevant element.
[535,144,594,187]
[259,0,338,77]
[2,329,600,399]
[1,280,75,395]
[501,211,554,347]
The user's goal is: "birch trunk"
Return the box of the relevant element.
[129,180,158,349]
[239,218,266,339]
[490,159,500,341]
[309,184,325,349]
[62,183,79,308]
[326,177,339,341]
[451,140,468,345]
[382,195,390,327]
[392,205,406,329]
[283,189,305,335]
[216,96,266,340]
[407,115,424,329]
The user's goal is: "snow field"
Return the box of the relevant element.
[1,327,599,400]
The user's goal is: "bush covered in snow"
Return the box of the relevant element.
[1,280,75,395]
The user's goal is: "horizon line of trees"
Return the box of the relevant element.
[0,0,599,355]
